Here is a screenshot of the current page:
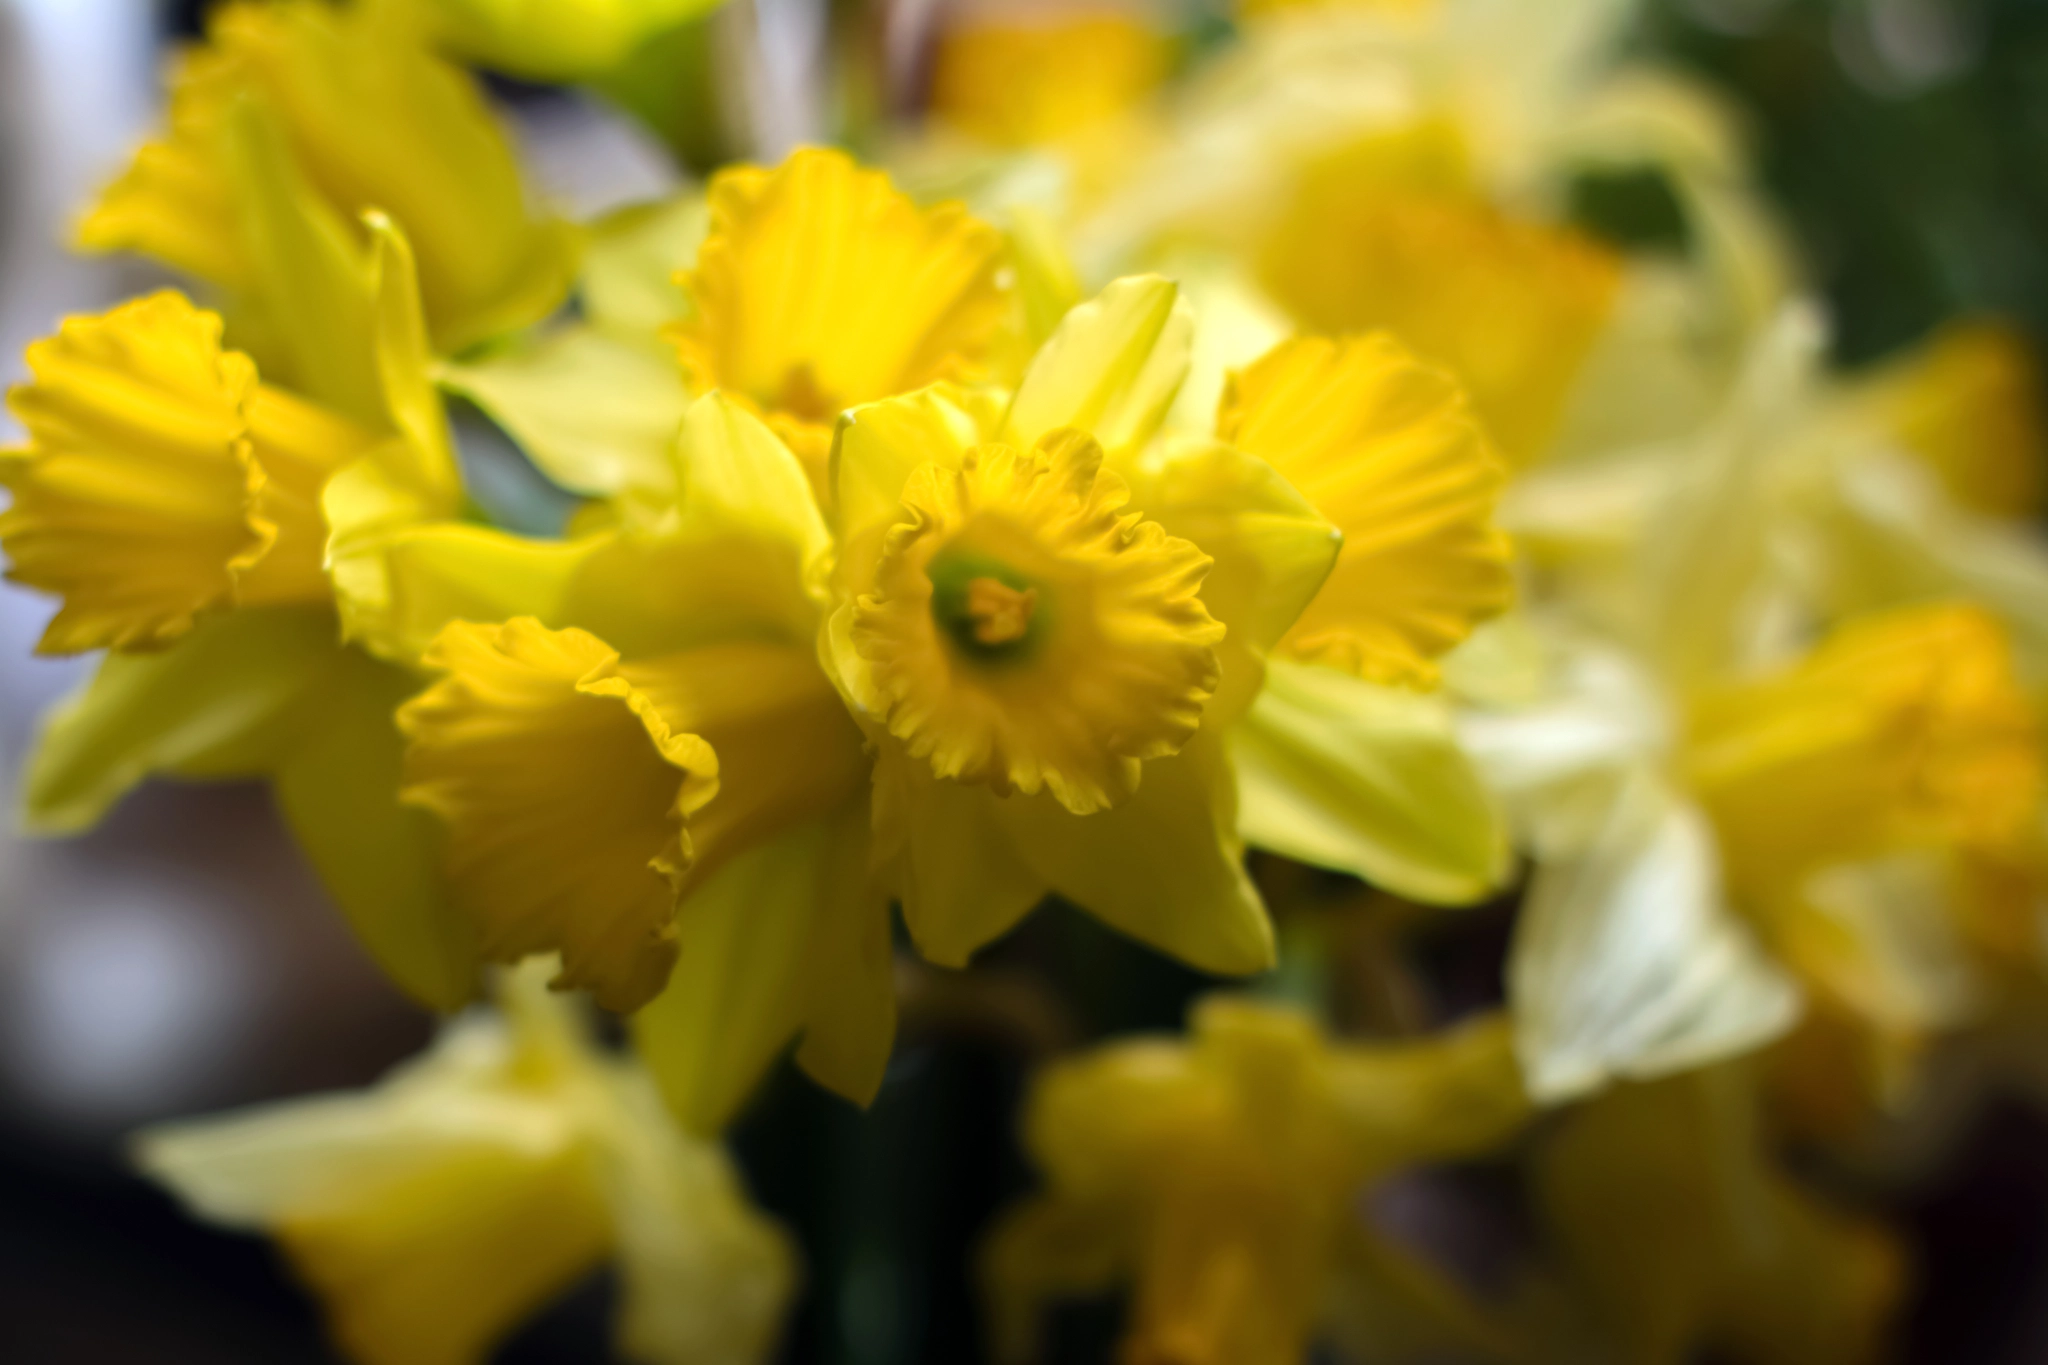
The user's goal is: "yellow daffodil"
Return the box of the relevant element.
[668,147,1014,479]
[1686,604,2042,895]
[1463,597,2043,1105]
[1,291,371,655]
[985,997,1528,1365]
[136,962,794,1365]
[929,9,1171,150]
[1535,1064,1903,1365]
[1854,318,2046,520]
[827,273,1512,974]
[77,0,577,353]
[1072,0,1790,473]
[12,130,477,1009]
[349,389,891,1132]
[1257,136,1624,466]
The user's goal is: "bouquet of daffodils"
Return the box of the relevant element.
[9,0,2046,1361]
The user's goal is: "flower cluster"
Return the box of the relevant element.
[7,1,2046,1362]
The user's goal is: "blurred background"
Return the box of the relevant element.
[7,0,2048,1361]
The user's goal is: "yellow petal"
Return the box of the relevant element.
[672,147,1009,480]
[1005,274,1194,466]
[1218,335,1513,687]
[398,619,718,1012]
[0,293,367,655]
[281,1141,611,1365]
[438,324,688,501]
[272,645,479,1012]
[1326,1012,1528,1176]
[74,37,247,289]
[849,431,1223,814]
[1231,658,1509,904]
[134,1016,614,1365]
[994,729,1275,975]
[929,13,1169,148]
[1122,436,1340,723]
[1686,603,2044,891]
[19,605,340,833]
[874,748,1049,968]
[981,1196,1131,1365]
[1260,184,1622,465]
[631,802,882,1133]
[1863,318,2046,520]
[85,0,578,353]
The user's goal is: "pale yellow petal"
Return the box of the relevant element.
[1511,769,1801,1104]
[1259,183,1622,465]
[19,605,340,833]
[1004,274,1194,465]
[438,324,688,501]
[1232,657,1509,904]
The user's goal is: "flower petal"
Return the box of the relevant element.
[1232,658,1509,905]
[438,324,688,501]
[631,800,883,1133]
[995,729,1275,976]
[1218,334,1512,687]
[398,619,718,1013]
[1005,274,1194,465]
[1509,768,1801,1104]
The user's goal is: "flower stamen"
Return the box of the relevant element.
[966,578,1038,646]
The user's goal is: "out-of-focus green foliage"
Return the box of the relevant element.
[1639,0,2048,364]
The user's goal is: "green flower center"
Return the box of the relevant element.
[929,547,1046,662]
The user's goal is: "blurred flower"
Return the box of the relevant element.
[928,8,1171,150]
[76,0,577,353]
[985,996,1528,1365]
[1534,1064,1903,1365]
[136,961,794,1365]
[410,0,730,82]
[669,147,1014,479]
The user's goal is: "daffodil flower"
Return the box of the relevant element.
[1461,599,2041,1104]
[136,962,794,1365]
[77,0,577,354]
[985,996,1528,1365]
[1072,0,1792,472]
[10,122,477,1009]
[825,274,1515,974]
[1534,1064,1903,1365]
[927,10,1171,151]
[668,147,1017,480]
